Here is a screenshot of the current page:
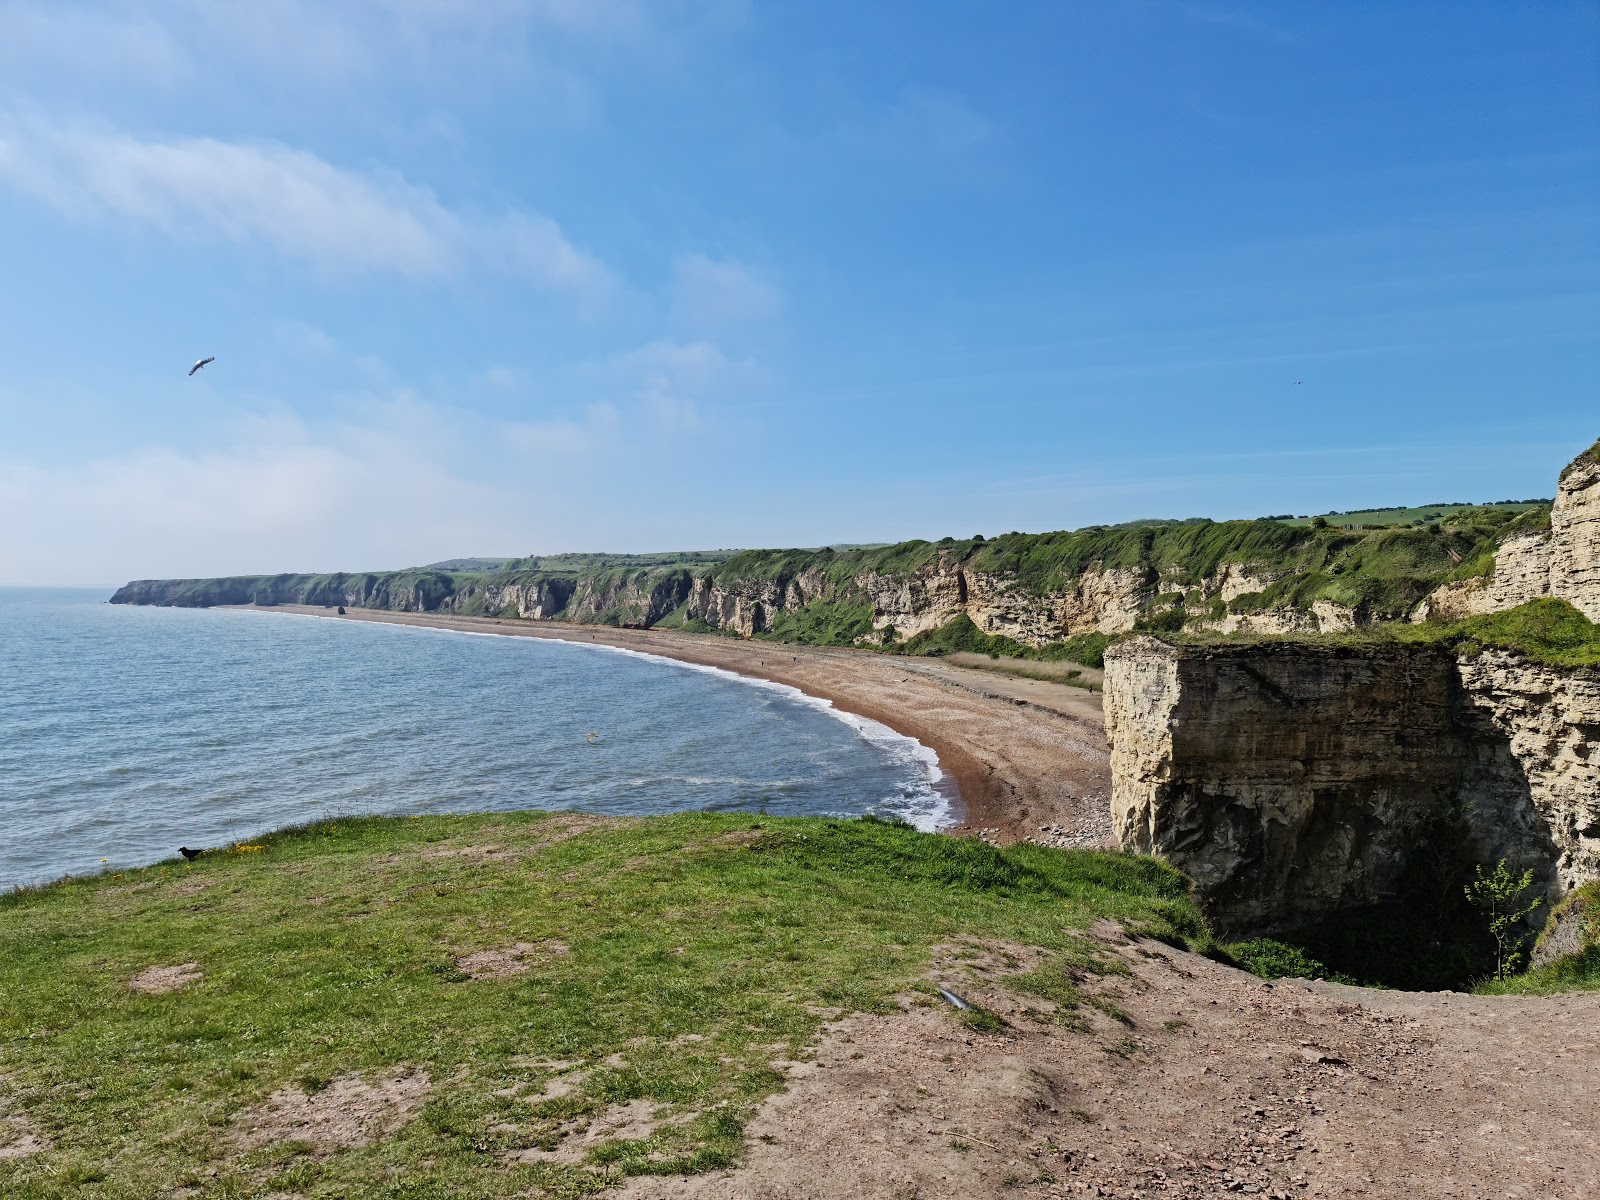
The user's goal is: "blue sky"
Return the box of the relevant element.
[1,1,1595,585]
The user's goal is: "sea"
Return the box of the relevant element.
[0,588,953,891]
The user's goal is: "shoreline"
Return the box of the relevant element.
[233,605,1114,846]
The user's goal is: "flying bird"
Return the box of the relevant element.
[188,357,214,377]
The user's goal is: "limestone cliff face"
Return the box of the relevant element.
[679,556,1357,646]
[1104,637,1594,933]
[112,572,458,612]
[449,570,692,626]
[1419,441,1600,622]
[1551,453,1600,619]
[1455,651,1600,895]
[443,579,576,620]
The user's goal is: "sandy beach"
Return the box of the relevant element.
[242,605,1114,847]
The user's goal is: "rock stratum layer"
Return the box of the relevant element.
[1104,636,1600,933]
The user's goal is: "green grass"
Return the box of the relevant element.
[1279,500,1548,529]
[1482,882,1600,995]
[0,813,1209,1198]
[1170,597,1600,671]
[899,614,1111,669]
[1479,947,1600,995]
[1440,597,1600,667]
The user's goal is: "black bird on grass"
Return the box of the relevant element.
[178,846,202,861]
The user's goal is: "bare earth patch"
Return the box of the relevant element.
[507,1099,662,1166]
[235,1068,430,1154]
[455,940,570,980]
[127,962,203,994]
[421,814,616,864]
[610,938,1600,1199]
[0,1093,49,1162]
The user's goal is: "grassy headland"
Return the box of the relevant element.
[0,813,1208,1198]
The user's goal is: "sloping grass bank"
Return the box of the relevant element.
[0,813,1208,1199]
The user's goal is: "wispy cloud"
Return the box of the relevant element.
[672,253,781,327]
[0,114,609,294]
[0,420,511,583]
[0,3,188,87]
[0,1,746,101]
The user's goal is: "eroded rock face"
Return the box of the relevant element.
[1104,637,1592,933]
[1551,454,1600,620]
[1455,651,1600,894]
[1419,440,1600,622]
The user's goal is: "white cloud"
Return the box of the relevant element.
[0,114,608,293]
[495,211,612,301]
[672,253,781,327]
[0,1,745,98]
[502,403,622,455]
[0,3,188,86]
[0,426,507,584]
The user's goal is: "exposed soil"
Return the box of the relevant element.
[0,1092,49,1161]
[251,607,1114,848]
[127,962,203,994]
[612,934,1600,1200]
[234,1067,430,1154]
[455,939,570,980]
[505,1099,664,1166]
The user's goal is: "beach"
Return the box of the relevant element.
[244,605,1114,847]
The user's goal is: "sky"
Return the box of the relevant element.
[0,1,1596,586]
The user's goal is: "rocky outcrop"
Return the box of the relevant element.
[1419,440,1600,623]
[1104,636,1594,933]
[1552,450,1600,619]
[443,579,576,620]
[1455,651,1600,895]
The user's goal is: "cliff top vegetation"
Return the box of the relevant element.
[1157,598,1600,670]
[0,811,1208,1197]
[1560,438,1600,481]
[497,551,737,575]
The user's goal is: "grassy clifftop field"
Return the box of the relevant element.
[0,813,1208,1199]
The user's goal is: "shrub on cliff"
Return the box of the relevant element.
[898,615,1110,667]
[1464,860,1543,982]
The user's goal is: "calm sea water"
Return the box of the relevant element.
[0,588,952,890]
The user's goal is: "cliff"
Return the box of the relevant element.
[1104,631,1598,934]
[1417,439,1600,622]
[111,505,1538,655]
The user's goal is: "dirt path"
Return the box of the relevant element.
[615,934,1600,1199]
[244,607,1114,847]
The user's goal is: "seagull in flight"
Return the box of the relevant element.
[188,357,214,377]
